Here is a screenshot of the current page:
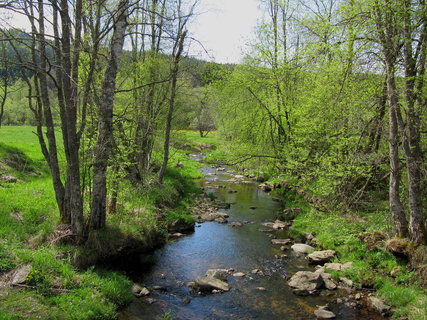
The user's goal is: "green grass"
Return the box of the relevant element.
[0,126,133,320]
[0,126,210,320]
[290,208,427,319]
[0,126,46,161]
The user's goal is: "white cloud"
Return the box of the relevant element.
[188,0,262,63]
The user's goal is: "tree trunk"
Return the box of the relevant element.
[400,0,426,244]
[33,0,67,224]
[385,62,408,238]
[90,0,129,229]
[158,30,187,184]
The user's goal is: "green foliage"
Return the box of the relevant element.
[49,288,117,320]
[161,310,174,320]
[0,242,16,272]
[377,282,427,319]
[80,269,133,307]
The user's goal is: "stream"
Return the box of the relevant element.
[119,156,385,320]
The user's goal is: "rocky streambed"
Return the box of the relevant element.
[119,157,389,320]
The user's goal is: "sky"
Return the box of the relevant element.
[0,0,263,64]
[188,0,263,63]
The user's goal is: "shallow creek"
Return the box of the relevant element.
[119,159,385,320]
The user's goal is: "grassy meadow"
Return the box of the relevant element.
[0,126,212,320]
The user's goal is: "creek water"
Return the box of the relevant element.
[119,158,385,320]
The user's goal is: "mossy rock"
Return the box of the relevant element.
[359,230,387,252]
[385,238,413,258]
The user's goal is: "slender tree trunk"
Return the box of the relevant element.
[400,0,426,244]
[373,0,409,238]
[158,30,187,184]
[57,0,85,239]
[90,0,129,229]
[33,0,67,223]
[385,62,408,238]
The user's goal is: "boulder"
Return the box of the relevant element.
[272,220,288,229]
[307,250,336,264]
[132,284,150,296]
[385,238,411,258]
[271,239,292,245]
[314,307,336,319]
[194,276,230,292]
[139,287,150,296]
[368,297,391,315]
[229,222,243,227]
[205,269,230,281]
[11,265,31,285]
[232,272,246,277]
[251,269,262,274]
[234,175,245,179]
[339,277,354,288]
[262,220,288,230]
[197,211,229,223]
[359,230,387,251]
[258,183,272,191]
[168,219,195,233]
[287,271,323,294]
[170,233,184,239]
[324,262,353,271]
[214,217,228,223]
[318,272,337,290]
[291,243,314,254]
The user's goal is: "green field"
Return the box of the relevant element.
[0,126,212,320]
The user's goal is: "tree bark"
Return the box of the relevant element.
[90,0,129,229]
[373,0,409,238]
[385,62,408,238]
[400,0,426,244]
[33,0,67,224]
[158,30,187,184]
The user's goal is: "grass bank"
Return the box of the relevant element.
[0,127,211,320]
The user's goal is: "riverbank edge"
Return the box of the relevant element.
[205,166,427,319]
[0,131,209,320]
